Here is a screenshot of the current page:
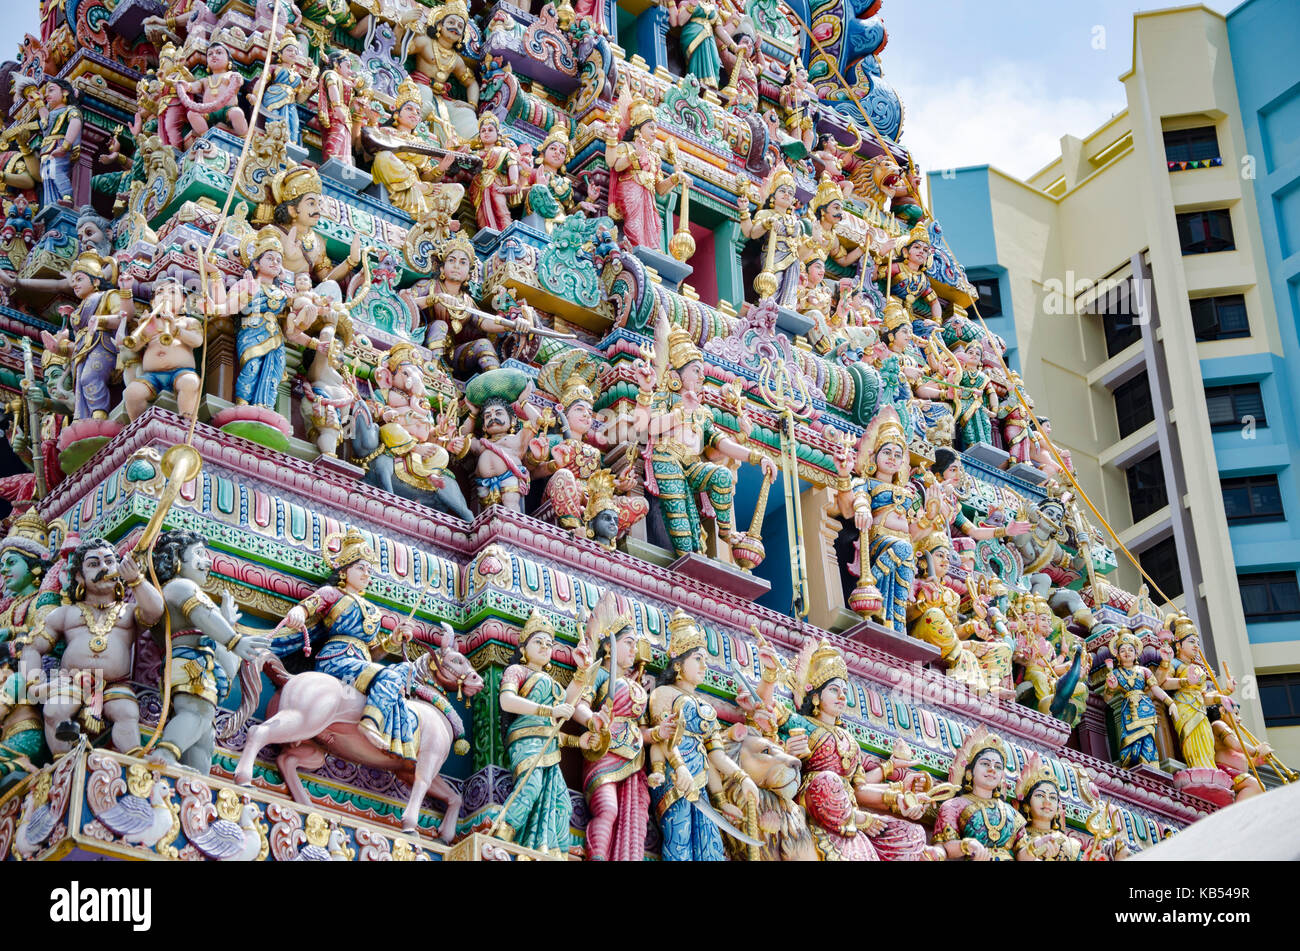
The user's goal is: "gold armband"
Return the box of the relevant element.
[126,575,143,588]
[834,475,851,492]
[747,448,763,466]
[760,665,779,684]
[666,747,686,771]
[635,389,652,407]
[226,633,242,652]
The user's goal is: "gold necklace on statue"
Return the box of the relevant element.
[79,601,126,654]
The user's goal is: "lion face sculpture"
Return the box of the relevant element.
[724,732,817,862]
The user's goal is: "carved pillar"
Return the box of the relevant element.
[635,5,669,74]
[204,316,236,403]
[801,483,851,631]
[1077,691,1111,760]
[713,219,746,310]
[73,123,109,210]
[278,345,303,435]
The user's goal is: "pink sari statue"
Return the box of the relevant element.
[605,97,683,252]
[319,52,356,166]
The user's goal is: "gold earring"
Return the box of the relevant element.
[74,582,85,602]
[668,375,681,392]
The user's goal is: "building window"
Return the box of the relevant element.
[1176,209,1235,255]
[1139,536,1183,600]
[1260,672,1300,727]
[1239,572,1300,623]
[1126,452,1169,523]
[1191,294,1250,341]
[972,278,1002,319]
[1221,475,1285,524]
[1164,126,1221,165]
[1205,383,1267,432]
[1114,372,1155,439]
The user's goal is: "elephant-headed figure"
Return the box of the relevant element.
[352,343,473,521]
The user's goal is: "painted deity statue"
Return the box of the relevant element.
[757,639,941,860]
[635,318,777,558]
[669,0,723,87]
[1208,702,1272,801]
[605,98,686,253]
[835,410,919,633]
[42,252,124,422]
[147,531,271,771]
[368,341,470,517]
[1012,592,1089,727]
[926,449,1028,544]
[23,538,165,755]
[174,43,248,142]
[877,224,942,327]
[535,357,649,542]
[292,302,359,459]
[1013,754,1081,861]
[318,52,357,166]
[414,236,508,377]
[496,609,594,856]
[268,166,362,285]
[0,512,57,789]
[262,37,316,146]
[571,598,655,860]
[809,175,867,275]
[525,127,594,232]
[403,0,480,143]
[1155,614,1230,772]
[464,372,550,512]
[942,321,1000,449]
[647,609,759,860]
[933,728,1025,860]
[907,532,991,692]
[121,278,204,421]
[1101,628,1175,769]
[469,113,521,232]
[740,166,804,309]
[364,79,466,221]
[209,230,290,409]
[269,529,419,758]
[38,79,82,210]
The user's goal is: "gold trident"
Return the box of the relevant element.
[755,355,812,618]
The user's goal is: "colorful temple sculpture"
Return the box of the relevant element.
[0,0,1286,864]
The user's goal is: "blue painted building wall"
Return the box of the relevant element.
[928,166,1020,372]
[1226,0,1300,646]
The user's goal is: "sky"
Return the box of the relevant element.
[0,0,1242,179]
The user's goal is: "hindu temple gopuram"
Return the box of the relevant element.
[0,0,1283,864]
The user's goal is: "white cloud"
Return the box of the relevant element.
[890,60,1125,184]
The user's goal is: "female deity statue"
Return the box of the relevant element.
[42,252,124,421]
[1208,703,1272,801]
[647,608,758,860]
[933,727,1024,860]
[269,528,418,758]
[262,37,316,146]
[834,409,918,633]
[37,80,82,210]
[1101,628,1175,769]
[0,512,56,788]
[534,356,649,542]
[1154,614,1229,772]
[941,322,999,450]
[469,113,521,232]
[755,639,940,860]
[525,128,595,232]
[571,597,656,861]
[175,43,248,141]
[363,79,465,221]
[907,532,990,691]
[1012,592,1090,727]
[926,449,1028,543]
[634,318,777,558]
[1013,754,1081,861]
[496,609,594,856]
[318,51,357,166]
[669,0,723,87]
[209,230,290,409]
[604,98,686,254]
[877,223,942,328]
[739,166,804,309]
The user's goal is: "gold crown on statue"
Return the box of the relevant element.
[1108,629,1143,658]
[240,228,284,267]
[881,297,909,332]
[666,325,702,371]
[519,608,555,645]
[667,608,706,658]
[385,341,419,374]
[1165,612,1198,643]
[913,530,952,560]
[0,509,49,560]
[560,373,594,409]
[323,527,377,572]
[70,251,116,284]
[429,0,469,29]
[394,78,423,114]
[812,174,843,213]
[903,221,931,248]
[1015,752,1060,802]
[805,640,849,692]
[583,469,617,521]
[948,726,1008,789]
[437,232,476,267]
[762,166,796,205]
[870,414,907,455]
[628,97,656,129]
[270,165,322,206]
[535,126,573,160]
